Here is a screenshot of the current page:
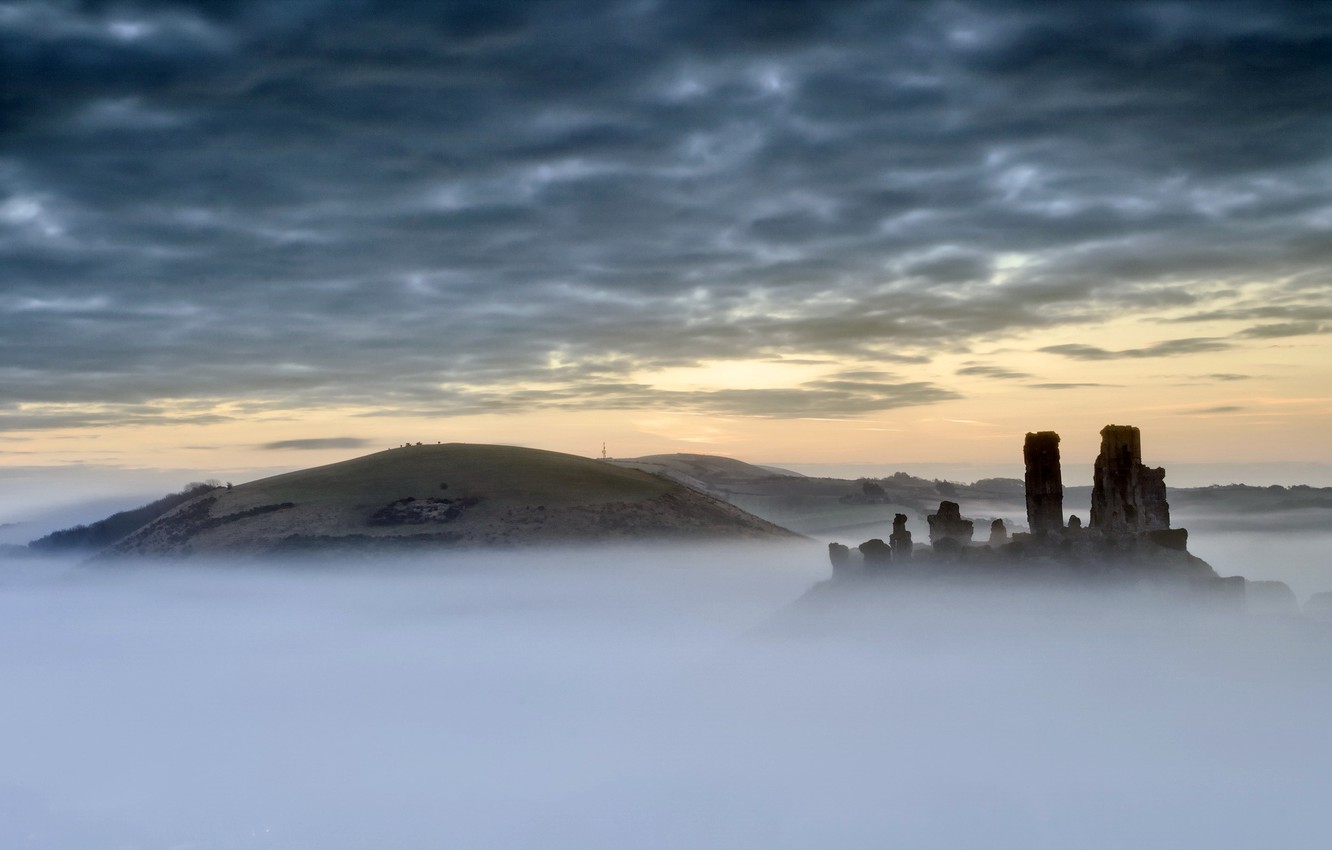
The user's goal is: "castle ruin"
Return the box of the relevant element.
[827,423,1206,579]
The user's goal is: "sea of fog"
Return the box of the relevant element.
[3,544,1332,850]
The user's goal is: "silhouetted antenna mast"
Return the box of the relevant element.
[601,441,607,459]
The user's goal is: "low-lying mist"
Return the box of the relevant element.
[3,544,1331,850]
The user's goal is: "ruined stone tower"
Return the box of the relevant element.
[927,501,974,545]
[1090,424,1171,534]
[890,513,913,560]
[1023,431,1064,536]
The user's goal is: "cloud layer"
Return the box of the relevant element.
[3,0,1330,424]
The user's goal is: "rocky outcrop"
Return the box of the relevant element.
[828,542,853,576]
[858,538,892,569]
[1146,528,1188,551]
[988,519,1008,546]
[1091,425,1171,534]
[368,495,478,526]
[927,501,974,546]
[1023,431,1064,536]
[890,513,913,560]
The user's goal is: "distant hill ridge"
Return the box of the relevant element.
[95,443,799,558]
[609,453,1332,537]
[607,453,802,497]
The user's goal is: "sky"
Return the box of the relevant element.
[3,0,1331,482]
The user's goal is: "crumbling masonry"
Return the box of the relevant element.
[1090,424,1171,534]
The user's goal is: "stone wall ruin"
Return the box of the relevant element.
[1090,424,1171,534]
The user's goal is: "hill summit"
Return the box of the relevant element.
[103,443,798,558]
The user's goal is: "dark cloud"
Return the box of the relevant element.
[828,369,902,380]
[259,437,370,451]
[1029,382,1109,390]
[1165,305,1332,324]
[357,378,961,419]
[0,406,234,431]
[903,250,993,284]
[956,364,1031,380]
[1185,405,1246,415]
[1040,338,1232,361]
[1239,322,1326,338]
[2,0,1330,427]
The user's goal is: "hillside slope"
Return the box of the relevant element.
[608,453,801,497]
[612,454,976,537]
[29,482,219,554]
[102,444,799,558]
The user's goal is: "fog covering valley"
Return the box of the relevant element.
[3,542,1332,850]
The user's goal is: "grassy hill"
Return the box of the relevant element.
[101,444,799,558]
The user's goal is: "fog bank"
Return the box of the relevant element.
[776,461,1332,489]
[3,546,1331,850]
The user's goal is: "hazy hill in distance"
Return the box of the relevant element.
[611,453,1332,539]
[610,453,804,497]
[100,444,798,558]
[610,452,1031,537]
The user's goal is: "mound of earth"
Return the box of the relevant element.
[101,444,800,558]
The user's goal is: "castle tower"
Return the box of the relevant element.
[1023,431,1064,536]
[1090,424,1171,534]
